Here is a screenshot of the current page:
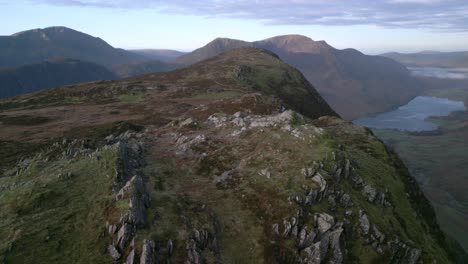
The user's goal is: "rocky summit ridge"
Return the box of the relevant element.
[0,47,466,263]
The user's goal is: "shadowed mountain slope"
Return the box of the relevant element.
[173,35,423,120]
[0,59,117,99]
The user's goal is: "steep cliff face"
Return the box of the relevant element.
[0,48,465,263]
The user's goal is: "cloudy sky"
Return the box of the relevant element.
[1,0,467,54]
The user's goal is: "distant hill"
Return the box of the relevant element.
[0,26,145,68]
[0,59,116,99]
[174,38,252,65]
[112,60,177,78]
[382,51,468,68]
[173,35,422,120]
[130,49,186,61]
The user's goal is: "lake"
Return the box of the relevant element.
[354,96,466,131]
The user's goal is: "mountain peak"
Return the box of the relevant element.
[259,34,331,53]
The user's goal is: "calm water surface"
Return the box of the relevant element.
[354,96,466,131]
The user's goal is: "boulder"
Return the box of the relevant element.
[315,213,335,234]
[311,173,327,192]
[359,212,370,235]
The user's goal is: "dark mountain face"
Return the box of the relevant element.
[0,59,117,99]
[0,47,465,264]
[172,35,423,120]
[0,27,145,68]
[130,49,187,61]
[382,51,468,68]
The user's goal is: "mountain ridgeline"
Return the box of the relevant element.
[0,27,422,121]
[0,27,145,68]
[0,48,466,263]
[174,35,423,120]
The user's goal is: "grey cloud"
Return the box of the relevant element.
[31,0,468,31]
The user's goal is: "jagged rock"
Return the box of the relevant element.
[305,189,321,205]
[334,167,342,181]
[116,223,134,250]
[258,169,271,179]
[350,171,363,187]
[108,245,121,260]
[362,184,377,202]
[343,159,351,179]
[272,223,280,235]
[108,224,117,235]
[372,224,385,243]
[126,249,136,264]
[339,192,352,208]
[213,170,233,186]
[311,172,327,192]
[298,227,316,250]
[112,138,144,192]
[140,239,158,264]
[167,239,174,258]
[301,166,317,178]
[283,220,292,237]
[303,243,322,264]
[179,118,198,128]
[185,239,201,264]
[328,225,344,264]
[404,248,421,264]
[176,134,207,156]
[359,212,370,235]
[314,213,335,234]
[117,175,149,227]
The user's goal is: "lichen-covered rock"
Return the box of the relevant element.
[359,211,370,235]
[117,175,150,227]
[108,245,121,261]
[126,249,136,264]
[311,173,327,192]
[116,223,135,250]
[140,239,158,264]
[315,213,335,234]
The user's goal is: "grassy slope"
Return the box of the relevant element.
[372,86,468,252]
[0,48,464,263]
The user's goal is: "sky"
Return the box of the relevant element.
[0,0,468,54]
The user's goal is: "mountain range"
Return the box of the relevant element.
[173,35,423,120]
[382,51,468,68]
[0,27,423,120]
[0,47,466,263]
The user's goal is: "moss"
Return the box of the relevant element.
[0,115,50,126]
[0,146,119,263]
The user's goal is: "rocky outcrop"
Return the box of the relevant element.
[140,239,158,264]
[104,132,153,263]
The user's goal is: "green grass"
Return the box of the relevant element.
[189,90,242,100]
[118,91,146,103]
[0,145,119,264]
[0,115,50,126]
